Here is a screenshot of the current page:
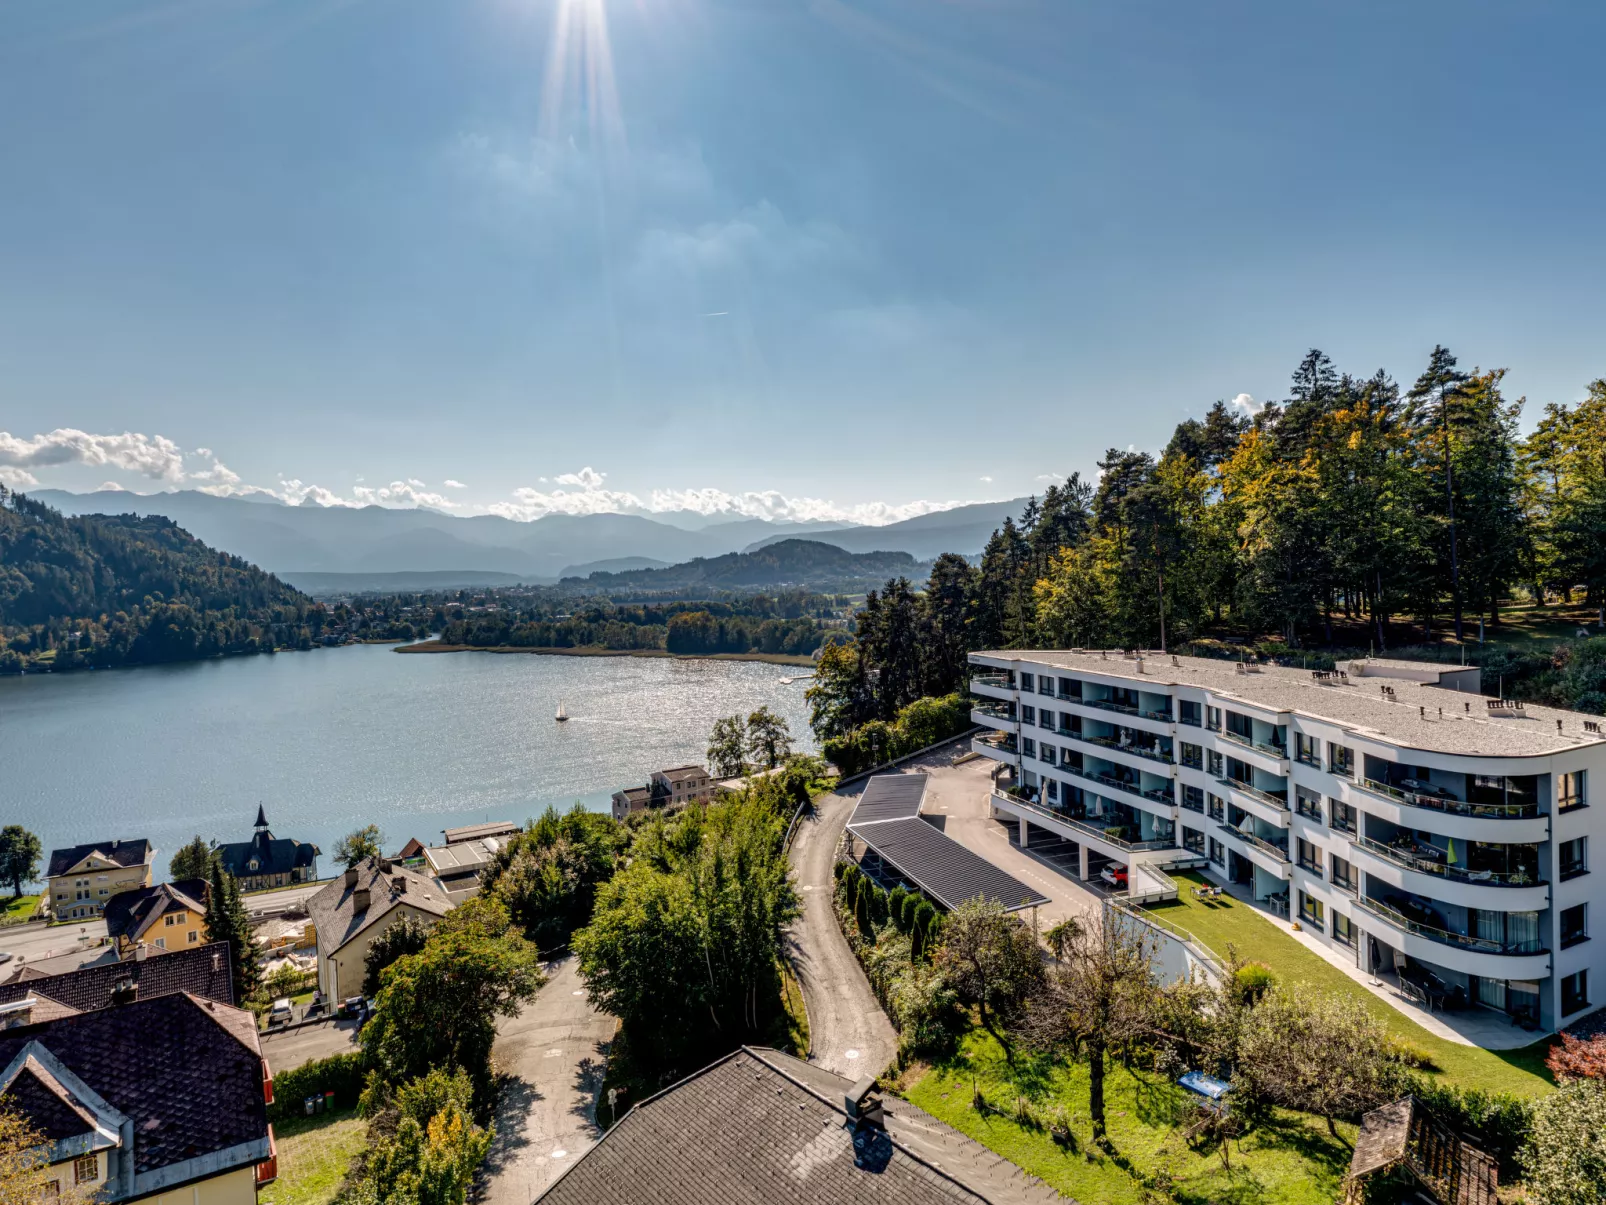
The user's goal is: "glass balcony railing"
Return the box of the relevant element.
[1078,697,1140,716]
[976,734,1017,754]
[991,793,1175,851]
[971,673,1013,690]
[1357,778,1540,820]
[1218,824,1290,863]
[1354,896,1547,956]
[1141,708,1174,722]
[1214,776,1289,812]
[972,703,1016,721]
[1079,733,1173,765]
[1353,836,1544,887]
[1061,767,1171,808]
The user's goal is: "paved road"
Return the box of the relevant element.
[261,1017,362,1072]
[0,920,109,969]
[479,956,613,1205]
[785,783,899,1080]
[244,880,330,918]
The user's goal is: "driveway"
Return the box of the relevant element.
[785,782,899,1080]
[0,920,108,970]
[261,1017,362,1072]
[479,956,613,1205]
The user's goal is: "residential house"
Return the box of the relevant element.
[215,807,321,892]
[610,765,716,821]
[46,840,155,921]
[441,820,518,845]
[103,880,209,959]
[0,941,236,1011]
[0,990,272,1204]
[422,838,504,903]
[306,857,453,1001]
[609,786,652,822]
[536,1045,1061,1204]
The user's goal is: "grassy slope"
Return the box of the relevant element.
[904,1032,1353,1205]
[1151,872,1553,1096]
[258,1109,365,1205]
[1,896,39,925]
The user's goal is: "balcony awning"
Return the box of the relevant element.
[848,774,1048,913]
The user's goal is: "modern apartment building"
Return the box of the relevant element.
[970,649,1602,1034]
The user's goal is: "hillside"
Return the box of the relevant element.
[0,489,321,672]
[742,497,1030,560]
[566,539,925,591]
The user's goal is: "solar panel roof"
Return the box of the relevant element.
[847,816,1048,913]
[847,773,928,826]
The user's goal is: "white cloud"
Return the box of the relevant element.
[0,466,40,489]
[1035,473,1061,482]
[94,481,124,492]
[351,480,456,509]
[0,428,185,482]
[555,466,606,488]
[1231,392,1263,414]
[444,479,467,490]
[978,475,993,483]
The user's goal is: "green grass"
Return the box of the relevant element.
[904,1031,1354,1205]
[1149,872,1554,1096]
[258,1108,365,1205]
[1,895,39,926]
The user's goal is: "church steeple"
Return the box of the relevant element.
[254,804,269,831]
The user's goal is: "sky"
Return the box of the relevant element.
[2,0,1604,524]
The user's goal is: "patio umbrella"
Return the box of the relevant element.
[1446,837,1458,866]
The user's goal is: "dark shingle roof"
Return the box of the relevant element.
[0,941,235,1012]
[46,839,153,878]
[306,857,453,956]
[537,1047,993,1205]
[217,829,319,879]
[4,1062,98,1141]
[103,879,208,944]
[0,992,266,1175]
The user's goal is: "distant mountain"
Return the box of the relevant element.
[559,556,671,578]
[743,498,1030,560]
[281,570,539,596]
[0,491,313,672]
[570,539,925,592]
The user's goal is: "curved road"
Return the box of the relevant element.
[786,782,899,1079]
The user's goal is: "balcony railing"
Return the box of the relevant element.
[1353,836,1544,888]
[1218,728,1254,750]
[973,703,1015,721]
[1078,697,1140,716]
[1141,708,1174,722]
[1354,896,1547,956]
[1215,776,1289,812]
[1357,778,1540,820]
[991,793,1175,851]
[977,734,1017,754]
[1218,824,1290,863]
[1061,767,1173,808]
[971,673,1013,690]
[1080,733,1174,765]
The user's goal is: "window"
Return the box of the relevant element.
[1295,786,1323,821]
[1039,710,1054,729]
[1207,793,1225,822]
[1207,750,1224,777]
[1183,826,1205,854]
[1299,892,1325,930]
[1294,733,1320,767]
[1333,912,1355,947]
[1021,737,1036,758]
[188,930,199,943]
[74,1155,97,1186]
[1296,838,1323,876]
[1561,836,1588,880]
[1206,706,1222,731]
[1329,799,1357,834]
[1330,854,1355,892]
[1039,677,1054,696]
[154,938,166,950]
[1179,700,1201,727]
[1559,771,1586,812]
[1058,677,1080,699]
[1328,743,1354,777]
[1208,837,1226,867]
[1039,743,1055,764]
[1020,704,1035,725]
[1563,970,1590,1015]
[1045,778,1058,801]
[1562,903,1588,948]
[1182,785,1204,813]
[1181,742,1203,769]
[1019,672,1034,691]
[165,913,179,926]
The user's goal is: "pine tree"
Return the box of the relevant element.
[205,863,262,1003]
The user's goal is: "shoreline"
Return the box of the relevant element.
[395,641,816,668]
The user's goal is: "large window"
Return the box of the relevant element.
[1330,854,1355,893]
[1039,743,1055,763]
[1019,672,1034,691]
[1563,970,1591,1015]
[1299,892,1325,930]
[1208,837,1226,867]
[1329,799,1357,834]
[1295,786,1323,821]
[1040,677,1055,696]
[1179,700,1202,727]
[1207,750,1224,777]
[1206,706,1222,731]
[1181,742,1203,769]
[1333,912,1355,946]
[1558,771,1586,812]
[1328,743,1354,777]
[1296,838,1323,876]
[1058,677,1080,699]
[1021,737,1036,758]
[1182,785,1204,813]
[1207,793,1225,821]
[1562,903,1588,948]
[1294,733,1320,767]
[1039,710,1054,729]
[1561,837,1589,880]
[1021,704,1036,725]
[1183,826,1205,854]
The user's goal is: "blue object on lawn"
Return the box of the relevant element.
[1177,1071,1232,1101]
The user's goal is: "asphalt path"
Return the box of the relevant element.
[0,920,108,968]
[784,781,899,1080]
[260,1017,363,1072]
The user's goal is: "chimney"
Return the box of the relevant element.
[392,875,407,895]
[344,866,359,889]
[844,1076,884,1126]
[110,977,138,1006]
[380,859,393,875]
[352,887,371,913]
[134,944,148,962]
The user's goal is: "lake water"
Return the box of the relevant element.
[0,645,814,879]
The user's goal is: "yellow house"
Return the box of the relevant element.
[306,856,453,1002]
[102,880,209,959]
[45,839,155,921]
[0,990,273,1204]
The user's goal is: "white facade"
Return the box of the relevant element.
[969,649,1603,1035]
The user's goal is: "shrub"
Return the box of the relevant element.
[267,1052,366,1123]
[1232,961,1276,1005]
[1409,1079,1533,1180]
[1382,1036,1438,1071]
[1547,1032,1606,1083]
[822,694,973,776]
[1519,1078,1606,1204]
[887,886,909,932]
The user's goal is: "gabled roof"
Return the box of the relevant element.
[2,1056,105,1142]
[103,879,208,944]
[613,787,651,804]
[537,1046,1066,1205]
[655,765,710,784]
[0,992,266,1177]
[0,941,235,1012]
[306,857,453,957]
[442,821,519,845]
[216,828,319,878]
[46,839,153,878]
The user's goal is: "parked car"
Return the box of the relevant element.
[0,952,12,966]
[338,995,368,1020]
[267,998,294,1026]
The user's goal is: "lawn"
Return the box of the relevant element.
[903,1031,1354,1205]
[258,1108,365,1205]
[1,895,39,926]
[1147,872,1554,1096]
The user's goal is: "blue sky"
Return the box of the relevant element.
[2,0,1604,523]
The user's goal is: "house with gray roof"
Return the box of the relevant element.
[306,856,454,1001]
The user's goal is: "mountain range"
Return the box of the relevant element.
[568,539,924,592]
[30,489,1028,586]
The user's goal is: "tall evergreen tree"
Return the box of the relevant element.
[205,862,261,1004]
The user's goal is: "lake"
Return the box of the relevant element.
[0,645,815,879]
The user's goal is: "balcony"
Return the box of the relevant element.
[991,793,1175,852]
[1140,707,1173,722]
[1354,896,1547,957]
[1079,733,1174,766]
[1061,766,1174,808]
[1079,697,1140,716]
[1214,776,1289,813]
[1353,835,1542,889]
[1357,778,1539,820]
[971,673,1015,698]
[1219,823,1290,863]
[972,703,1016,723]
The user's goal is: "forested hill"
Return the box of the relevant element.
[567,539,926,592]
[0,488,324,672]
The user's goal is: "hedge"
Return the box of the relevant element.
[268,1052,366,1123]
[823,694,973,777]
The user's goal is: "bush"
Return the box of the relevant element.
[1519,1078,1606,1205]
[1409,1078,1533,1181]
[1232,961,1277,1005]
[267,1052,366,1123]
[887,886,909,932]
[823,694,973,776]
[1382,1036,1438,1071]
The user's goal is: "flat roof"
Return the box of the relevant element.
[848,775,1047,913]
[442,820,518,844]
[424,841,498,874]
[975,649,1606,759]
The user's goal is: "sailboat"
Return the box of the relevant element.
[555,702,569,723]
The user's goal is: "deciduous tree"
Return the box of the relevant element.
[334,824,385,870]
[0,826,41,900]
